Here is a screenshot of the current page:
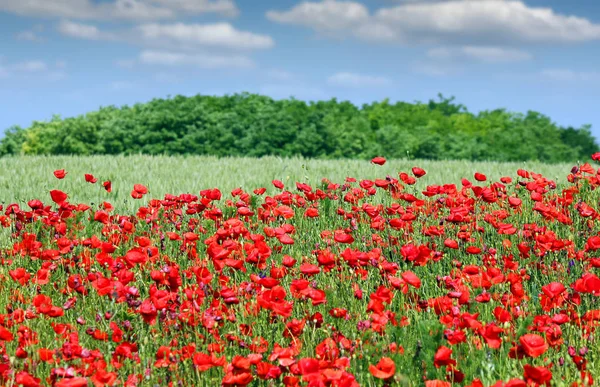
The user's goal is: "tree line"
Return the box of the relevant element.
[0,92,597,163]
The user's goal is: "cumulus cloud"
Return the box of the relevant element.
[146,0,238,17]
[58,20,116,40]
[0,59,67,81]
[0,0,238,20]
[15,60,48,72]
[15,25,45,42]
[267,0,600,45]
[427,46,532,63]
[56,21,275,52]
[136,23,274,50]
[267,1,369,33]
[139,50,254,69]
[327,72,392,87]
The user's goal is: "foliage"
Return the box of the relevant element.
[1,93,597,162]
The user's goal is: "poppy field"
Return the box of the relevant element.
[0,154,599,387]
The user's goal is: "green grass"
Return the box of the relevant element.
[0,155,575,212]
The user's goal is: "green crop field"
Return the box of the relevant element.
[0,155,573,211]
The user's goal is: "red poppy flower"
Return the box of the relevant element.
[433,346,456,368]
[519,334,548,358]
[15,371,41,387]
[0,326,14,341]
[371,157,386,165]
[50,189,68,204]
[55,377,89,387]
[131,184,148,199]
[474,172,487,182]
[444,239,459,249]
[53,169,67,179]
[412,167,426,178]
[334,231,354,244]
[401,271,421,288]
[425,381,451,387]
[369,357,395,379]
[523,364,552,385]
[84,174,97,183]
[300,263,320,276]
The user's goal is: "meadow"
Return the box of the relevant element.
[0,155,572,211]
[0,154,597,386]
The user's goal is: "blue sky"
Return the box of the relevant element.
[1,0,600,138]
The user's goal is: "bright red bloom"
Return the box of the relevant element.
[412,167,426,178]
[53,169,67,179]
[519,334,548,358]
[444,239,459,249]
[272,180,284,189]
[523,364,552,385]
[425,381,451,387]
[334,231,354,244]
[474,172,487,181]
[50,189,68,204]
[15,371,41,387]
[401,271,421,288]
[55,377,89,387]
[433,346,456,368]
[369,357,396,379]
[131,184,148,199]
[85,174,97,183]
[371,157,386,165]
[0,326,13,341]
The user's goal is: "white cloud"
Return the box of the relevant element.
[267,0,600,45]
[16,60,48,72]
[17,31,40,41]
[541,69,600,82]
[58,20,115,40]
[427,46,532,63]
[0,0,238,20]
[0,59,67,81]
[375,1,600,44]
[267,1,369,33]
[47,71,67,82]
[136,23,274,50]
[139,50,254,69]
[15,24,45,42]
[327,72,392,87]
[146,0,238,17]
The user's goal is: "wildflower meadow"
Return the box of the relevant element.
[0,154,599,386]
